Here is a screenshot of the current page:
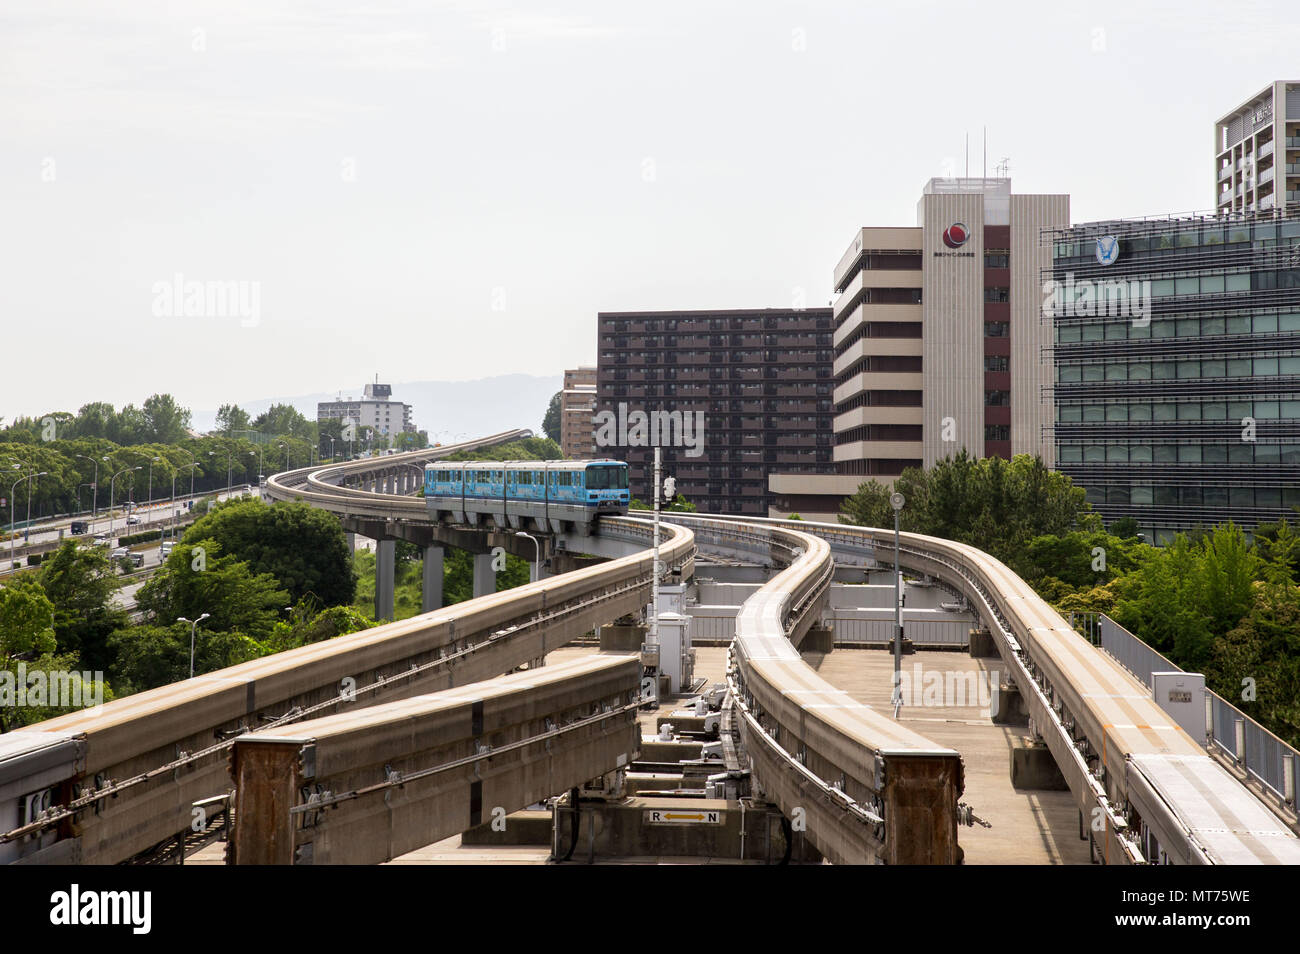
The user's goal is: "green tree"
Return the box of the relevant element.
[252,403,314,441]
[215,404,252,434]
[107,622,264,692]
[1110,516,1141,539]
[542,391,562,442]
[182,498,355,605]
[837,453,1091,566]
[136,539,290,642]
[74,402,117,439]
[142,394,192,443]
[0,577,93,729]
[0,576,57,667]
[38,540,128,671]
[1208,582,1300,748]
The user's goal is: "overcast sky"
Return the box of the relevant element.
[2,0,1296,420]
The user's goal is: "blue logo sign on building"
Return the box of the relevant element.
[1096,235,1120,266]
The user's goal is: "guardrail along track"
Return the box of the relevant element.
[0,436,693,865]
[682,513,1300,866]
[230,655,641,864]
[665,514,964,865]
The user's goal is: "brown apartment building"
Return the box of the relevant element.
[594,308,834,515]
[559,366,597,458]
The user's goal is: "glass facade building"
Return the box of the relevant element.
[1047,209,1300,542]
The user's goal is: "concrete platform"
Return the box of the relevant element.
[803,648,1090,865]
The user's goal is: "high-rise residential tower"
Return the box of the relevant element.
[1215,81,1300,214]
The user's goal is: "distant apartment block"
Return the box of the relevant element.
[317,379,415,437]
[768,178,1069,519]
[560,366,597,458]
[595,309,834,516]
[1215,80,1300,214]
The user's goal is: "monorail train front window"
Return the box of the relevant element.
[586,466,628,490]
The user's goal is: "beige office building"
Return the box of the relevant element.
[560,366,597,459]
[1215,81,1300,213]
[769,178,1068,520]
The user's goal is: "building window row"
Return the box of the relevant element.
[1079,483,1300,510]
[1057,397,1300,422]
[1058,443,1300,464]
[1056,354,1300,383]
[1053,219,1300,260]
[984,321,1010,337]
[1054,310,1300,343]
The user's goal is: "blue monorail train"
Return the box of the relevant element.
[423,459,629,531]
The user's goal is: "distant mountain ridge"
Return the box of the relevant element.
[191,373,562,438]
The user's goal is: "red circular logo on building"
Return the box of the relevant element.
[942,223,969,249]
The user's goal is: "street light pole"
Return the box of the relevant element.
[890,492,905,718]
[145,455,159,528]
[176,448,197,503]
[109,466,141,537]
[517,532,541,583]
[75,454,101,517]
[9,472,45,568]
[178,613,211,679]
[25,467,40,537]
[172,464,198,541]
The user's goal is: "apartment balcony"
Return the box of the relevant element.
[1287,137,1300,150]
[1259,140,1275,159]
[1218,164,1234,181]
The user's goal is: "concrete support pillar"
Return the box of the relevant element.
[422,545,444,612]
[473,551,496,599]
[346,531,356,553]
[375,538,396,621]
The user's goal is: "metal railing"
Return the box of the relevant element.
[1092,612,1300,807]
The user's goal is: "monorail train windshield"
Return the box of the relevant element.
[585,464,628,490]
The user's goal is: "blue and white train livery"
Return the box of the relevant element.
[423,459,629,531]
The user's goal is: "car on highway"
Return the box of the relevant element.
[70,520,89,534]
[111,547,130,560]
[126,515,141,525]
[160,542,173,557]
[92,533,109,546]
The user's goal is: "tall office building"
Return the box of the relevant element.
[560,366,597,459]
[1046,210,1300,542]
[769,178,1069,519]
[595,308,834,515]
[1215,81,1300,214]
